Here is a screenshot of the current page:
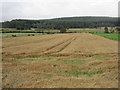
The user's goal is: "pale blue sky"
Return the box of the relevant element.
[0,0,119,22]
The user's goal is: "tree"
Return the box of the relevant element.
[60,27,66,33]
[116,27,120,33]
[104,27,109,33]
[54,25,66,33]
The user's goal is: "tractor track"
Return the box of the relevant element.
[42,36,77,54]
[43,36,78,55]
[3,35,63,48]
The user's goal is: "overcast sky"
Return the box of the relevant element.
[0,0,119,22]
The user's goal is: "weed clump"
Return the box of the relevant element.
[12,35,16,37]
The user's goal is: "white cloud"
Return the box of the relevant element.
[1,0,119,22]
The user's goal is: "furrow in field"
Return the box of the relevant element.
[56,36,78,52]
[2,33,118,88]
[2,33,118,56]
[58,33,118,54]
[3,34,75,55]
[43,36,78,54]
[2,34,63,48]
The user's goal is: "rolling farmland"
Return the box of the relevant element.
[2,33,118,88]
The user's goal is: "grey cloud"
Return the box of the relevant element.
[1,0,119,22]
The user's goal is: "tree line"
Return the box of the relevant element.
[2,17,119,33]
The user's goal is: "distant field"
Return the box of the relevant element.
[1,33,43,37]
[68,27,113,31]
[1,28,60,33]
[1,32,119,41]
[66,30,103,33]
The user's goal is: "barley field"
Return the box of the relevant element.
[2,33,118,88]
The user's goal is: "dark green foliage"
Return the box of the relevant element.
[58,25,66,33]
[116,27,120,33]
[60,28,66,33]
[12,35,16,37]
[2,17,118,30]
[46,32,50,34]
[2,20,31,30]
[104,27,109,33]
[27,34,35,36]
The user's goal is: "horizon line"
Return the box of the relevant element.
[1,15,119,22]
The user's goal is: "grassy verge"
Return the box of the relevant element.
[93,33,119,41]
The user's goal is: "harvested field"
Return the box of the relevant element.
[68,27,114,31]
[2,33,118,88]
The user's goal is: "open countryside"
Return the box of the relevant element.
[1,16,119,88]
[2,32,119,88]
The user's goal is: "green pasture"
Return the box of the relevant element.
[94,33,119,41]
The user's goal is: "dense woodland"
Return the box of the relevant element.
[1,17,119,33]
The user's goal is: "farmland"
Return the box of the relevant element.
[1,33,43,38]
[2,33,118,88]
[66,30,102,33]
[1,29,119,41]
[66,29,119,41]
[93,33,119,41]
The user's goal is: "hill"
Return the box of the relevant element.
[2,16,118,30]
